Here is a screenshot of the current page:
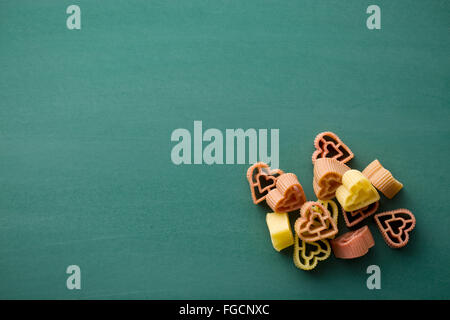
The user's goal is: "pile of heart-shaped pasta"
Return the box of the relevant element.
[246,131,416,270]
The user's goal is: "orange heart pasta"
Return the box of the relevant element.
[362,159,403,199]
[313,158,350,200]
[312,131,354,164]
[294,201,338,242]
[374,209,416,249]
[266,173,307,213]
[246,162,284,204]
[330,226,375,259]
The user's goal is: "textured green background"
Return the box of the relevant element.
[0,1,449,299]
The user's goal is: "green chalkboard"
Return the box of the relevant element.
[0,0,449,299]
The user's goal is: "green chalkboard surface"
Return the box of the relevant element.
[0,1,449,299]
